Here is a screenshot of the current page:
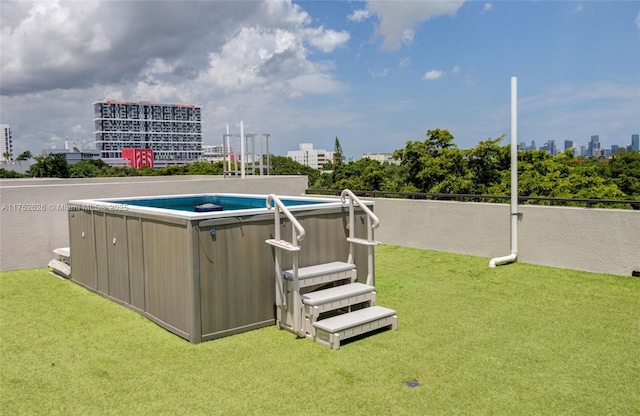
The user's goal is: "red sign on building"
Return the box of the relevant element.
[122,148,154,168]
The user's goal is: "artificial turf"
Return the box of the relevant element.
[1,246,638,415]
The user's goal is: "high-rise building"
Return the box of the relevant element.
[632,134,639,151]
[93,100,202,161]
[564,140,573,152]
[587,135,600,157]
[1,124,13,162]
[542,140,556,155]
[287,143,334,169]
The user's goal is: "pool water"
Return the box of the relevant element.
[111,195,324,212]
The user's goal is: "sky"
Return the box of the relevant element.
[1,0,639,160]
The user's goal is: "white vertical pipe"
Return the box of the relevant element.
[225,124,231,173]
[251,135,255,175]
[266,135,270,175]
[510,77,518,255]
[489,77,518,268]
[240,120,246,178]
[259,134,264,175]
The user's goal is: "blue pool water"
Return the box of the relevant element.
[111,195,324,213]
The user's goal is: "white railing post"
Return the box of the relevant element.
[340,189,380,287]
[347,194,356,264]
[266,194,306,337]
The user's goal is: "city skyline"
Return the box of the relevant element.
[1,1,639,158]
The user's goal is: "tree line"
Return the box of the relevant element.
[2,129,638,206]
[313,129,639,203]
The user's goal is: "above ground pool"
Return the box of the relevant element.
[67,193,373,343]
[109,194,327,213]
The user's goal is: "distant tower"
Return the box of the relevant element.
[632,134,639,151]
[587,135,600,157]
[543,140,556,155]
[93,100,202,161]
[564,140,573,152]
[0,124,13,162]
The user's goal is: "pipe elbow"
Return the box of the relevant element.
[489,252,517,268]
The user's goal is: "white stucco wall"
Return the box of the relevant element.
[373,198,640,277]
[1,179,638,276]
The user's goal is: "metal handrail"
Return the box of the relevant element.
[309,189,640,210]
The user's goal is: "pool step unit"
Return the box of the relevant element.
[266,190,397,350]
[48,247,71,279]
[278,261,398,349]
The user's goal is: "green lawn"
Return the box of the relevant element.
[1,246,639,415]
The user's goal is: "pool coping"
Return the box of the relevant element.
[67,193,369,220]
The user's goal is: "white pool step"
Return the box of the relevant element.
[303,282,375,321]
[283,261,356,288]
[302,282,377,339]
[53,247,70,259]
[302,282,374,307]
[313,306,398,350]
[48,247,71,279]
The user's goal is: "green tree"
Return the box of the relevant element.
[333,137,344,166]
[26,154,70,178]
[0,168,26,178]
[467,137,510,193]
[606,150,640,198]
[16,150,32,161]
[186,161,224,175]
[155,165,186,176]
[69,159,108,178]
[392,128,457,191]
[270,155,321,186]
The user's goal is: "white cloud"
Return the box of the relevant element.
[452,66,461,74]
[573,5,584,14]
[635,11,640,28]
[347,9,371,22]
[288,72,344,95]
[263,0,311,26]
[401,29,415,46]
[365,0,465,50]
[482,3,493,14]
[399,58,411,68]
[196,26,304,93]
[0,0,353,156]
[306,27,350,53]
[423,69,443,80]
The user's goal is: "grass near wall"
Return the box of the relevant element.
[1,246,639,415]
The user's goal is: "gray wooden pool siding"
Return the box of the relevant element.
[68,204,370,343]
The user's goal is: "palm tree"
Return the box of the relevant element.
[16,150,32,161]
